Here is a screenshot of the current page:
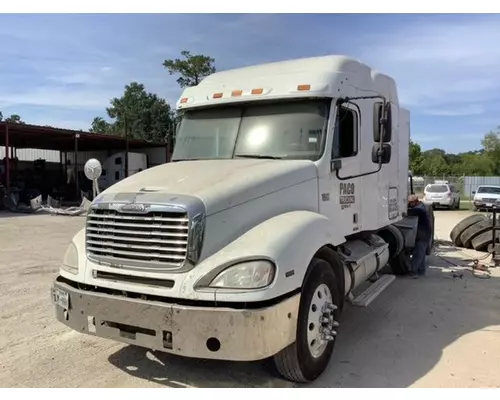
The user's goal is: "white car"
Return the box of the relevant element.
[422,182,461,209]
[472,185,500,211]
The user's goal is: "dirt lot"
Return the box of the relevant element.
[1,210,499,388]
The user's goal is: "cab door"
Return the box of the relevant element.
[319,103,363,236]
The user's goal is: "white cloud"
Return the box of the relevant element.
[413,132,483,143]
[47,72,102,85]
[411,134,443,143]
[421,104,485,117]
[27,117,90,131]
[0,86,117,110]
[0,13,498,156]
[358,16,500,109]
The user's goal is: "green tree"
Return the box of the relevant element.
[481,127,500,152]
[422,153,450,176]
[409,140,424,175]
[444,153,461,171]
[4,114,24,124]
[163,50,216,88]
[90,82,174,142]
[89,117,113,134]
[408,127,500,177]
[453,153,494,176]
[422,148,446,159]
[163,50,216,155]
[481,127,500,174]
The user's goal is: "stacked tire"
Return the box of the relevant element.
[450,214,498,251]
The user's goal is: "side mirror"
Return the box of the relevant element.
[373,102,392,142]
[372,143,391,164]
[331,159,342,172]
[472,191,476,195]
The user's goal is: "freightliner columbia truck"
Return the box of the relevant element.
[51,55,429,383]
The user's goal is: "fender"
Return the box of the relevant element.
[180,210,345,303]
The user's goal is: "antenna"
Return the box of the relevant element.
[84,158,102,199]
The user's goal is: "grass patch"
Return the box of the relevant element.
[459,200,474,211]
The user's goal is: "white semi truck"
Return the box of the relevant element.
[51,55,428,383]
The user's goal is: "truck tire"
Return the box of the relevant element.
[273,257,341,383]
[459,219,493,249]
[471,229,499,252]
[389,248,411,275]
[450,214,487,247]
[377,225,404,261]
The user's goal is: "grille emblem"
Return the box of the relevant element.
[119,203,150,213]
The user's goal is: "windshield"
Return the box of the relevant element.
[171,100,330,161]
[477,186,500,194]
[426,184,448,193]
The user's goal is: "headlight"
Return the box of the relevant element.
[187,212,206,266]
[208,260,276,289]
[61,243,79,275]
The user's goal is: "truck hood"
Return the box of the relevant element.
[96,159,318,215]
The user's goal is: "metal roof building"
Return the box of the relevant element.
[1,122,170,198]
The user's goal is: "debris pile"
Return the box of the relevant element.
[3,192,91,216]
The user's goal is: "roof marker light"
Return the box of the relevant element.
[180,97,188,104]
[251,88,264,95]
[297,84,311,91]
[231,90,243,97]
[213,92,223,99]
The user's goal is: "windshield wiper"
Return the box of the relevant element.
[171,158,206,162]
[235,154,283,160]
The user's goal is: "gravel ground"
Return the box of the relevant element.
[0,210,499,388]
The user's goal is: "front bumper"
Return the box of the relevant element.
[51,279,299,361]
[473,200,500,209]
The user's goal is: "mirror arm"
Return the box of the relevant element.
[334,163,382,181]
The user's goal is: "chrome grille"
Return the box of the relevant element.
[482,198,499,203]
[86,207,189,269]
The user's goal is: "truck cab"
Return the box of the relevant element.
[51,55,416,383]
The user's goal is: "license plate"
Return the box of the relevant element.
[486,203,493,207]
[52,287,69,309]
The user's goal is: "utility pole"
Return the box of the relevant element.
[124,114,129,178]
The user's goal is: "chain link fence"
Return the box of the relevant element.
[412,175,465,197]
[412,175,500,210]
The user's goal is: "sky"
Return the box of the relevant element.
[0,13,499,154]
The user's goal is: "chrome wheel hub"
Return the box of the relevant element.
[307,283,339,358]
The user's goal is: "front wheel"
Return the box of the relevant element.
[273,258,341,383]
